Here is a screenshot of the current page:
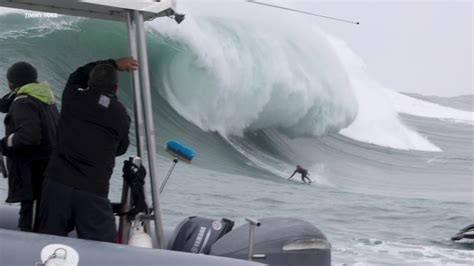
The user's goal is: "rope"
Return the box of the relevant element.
[247,0,360,25]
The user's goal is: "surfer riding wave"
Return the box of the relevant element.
[289,165,312,184]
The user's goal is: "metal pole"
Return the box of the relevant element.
[160,158,178,193]
[245,218,261,261]
[118,11,147,245]
[135,10,165,249]
[248,224,255,261]
[127,8,145,157]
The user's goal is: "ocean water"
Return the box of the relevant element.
[0,5,473,266]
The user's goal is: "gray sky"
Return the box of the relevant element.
[295,1,473,97]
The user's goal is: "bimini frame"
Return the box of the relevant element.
[121,9,166,249]
[0,0,180,249]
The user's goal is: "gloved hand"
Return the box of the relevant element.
[0,151,6,178]
[0,137,11,156]
[122,160,146,182]
[122,159,136,175]
[0,92,16,114]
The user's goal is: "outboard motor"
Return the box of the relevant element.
[167,216,234,254]
[210,217,331,266]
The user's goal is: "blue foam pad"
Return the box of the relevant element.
[166,140,195,161]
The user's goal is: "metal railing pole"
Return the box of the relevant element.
[127,7,145,164]
[135,10,165,249]
[118,10,147,245]
[245,218,261,261]
[160,158,178,193]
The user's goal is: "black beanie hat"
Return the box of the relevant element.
[7,62,38,88]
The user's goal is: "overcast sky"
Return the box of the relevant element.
[296,1,473,97]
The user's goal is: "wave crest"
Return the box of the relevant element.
[152,14,358,137]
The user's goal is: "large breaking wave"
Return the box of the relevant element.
[0,7,472,156]
[147,8,472,152]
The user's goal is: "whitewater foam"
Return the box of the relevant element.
[327,35,443,152]
[351,238,474,266]
[0,7,17,15]
[0,13,79,40]
[308,163,333,187]
[386,90,474,124]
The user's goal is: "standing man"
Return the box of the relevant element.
[289,165,312,184]
[38,57,135,242]
[0,62,59,231]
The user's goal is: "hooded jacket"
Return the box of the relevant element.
[45,60,130,198]
[1,82,59,202]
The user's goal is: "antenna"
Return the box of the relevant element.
[247,0,360,25]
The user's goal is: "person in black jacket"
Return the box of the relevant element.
[38,57,135,242]
[289,165,312,184]
[0,62,59,232]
